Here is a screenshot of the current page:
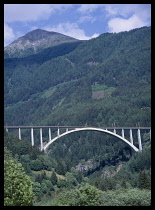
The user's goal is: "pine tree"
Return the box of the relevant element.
[56,158,66,175]
[41,171,47,180]
[35,174,42,183]
[50,171,58,185]
[138,170,150,190]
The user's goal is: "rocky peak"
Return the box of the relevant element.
[4,29,78,58]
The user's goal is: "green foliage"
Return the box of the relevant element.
[99,188,151,206]
[4,147,13,161]
[46,183,102,206]
[4,119,151,206]
[4,159,34,206]
[65,171,78,186]
[46,188,79,206]
[55,158,67,175]
[4,27,151,206]
[138,170,151,190]
[4,27,151,128]
[50,171,58,185]
[41,180,52,193]
[44,187,151,206]
[96,177,116,191]
[4,131,41,159]
[92,83,115,93]
[127,144,151,173]
[33,182,42,197]
[77,183,103,206]
[31,159,43,171]
[46,184,151,206]
[57,179,69,188]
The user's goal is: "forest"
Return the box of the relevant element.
[4,129,151,206]
[4,26,151,206]
[4,26,151,127]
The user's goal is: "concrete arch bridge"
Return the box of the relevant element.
[4,126,151,152]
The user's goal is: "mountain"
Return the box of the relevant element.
[4,29,78,58]
[4,27,151,206]
[4,129,151,206]
[4,26,151,165]
[4,26,151,125]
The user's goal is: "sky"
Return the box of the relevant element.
[4,4,151,47]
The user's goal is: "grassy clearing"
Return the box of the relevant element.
[32,170,66,180]
[92,84,116,99]
[41,87,56,99]
[92,84,115,92]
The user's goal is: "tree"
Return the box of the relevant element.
[35,174,42,183]
[41,171,47,180]
[65,172,78,186]
[138,170,151,190]
[50,171,58,185]
[41,180,54,193]
[4,159,34,206]
[56,158,67,175]
[47,184,103,206]
[47,188,79,206]
[33,182,43,197]
[77,183,102,206]
[99,188,151,206]
[30,159,43,171]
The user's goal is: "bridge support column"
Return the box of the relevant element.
[130,129,133,144]
[66,128,68,132]
[31,127,34,146]
[122,129,124,138]
[19,128,21,140]
[40,128,43,151]
[57,127,60,136]
[137,129,142,151]
[114,128,116,134]
[49,128,51,142]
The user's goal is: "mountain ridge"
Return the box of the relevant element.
[4,26,151,127]
[4,28,78,58]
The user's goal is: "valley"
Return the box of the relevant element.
[4,26,151,206]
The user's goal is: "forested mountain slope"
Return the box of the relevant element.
[4,129,151,206]
[4,26,151,206]
[4,26,151,128]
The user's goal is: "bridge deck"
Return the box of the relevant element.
[4,126,151,129]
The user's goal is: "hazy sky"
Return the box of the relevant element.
[4,4,151,46]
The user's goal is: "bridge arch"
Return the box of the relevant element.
[43,127,139,152]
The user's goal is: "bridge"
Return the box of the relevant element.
[4,126,151,152]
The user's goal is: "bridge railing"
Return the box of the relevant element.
[4,126,151,129]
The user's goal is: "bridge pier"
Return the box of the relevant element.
[19,128,21,140]
[57,127,60,136]
[31,127,34,146]
[121,129,124,138]
[130,129,133,145]
[40,128,43,151]
[137,129,142,151]
[49,128,51,142]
